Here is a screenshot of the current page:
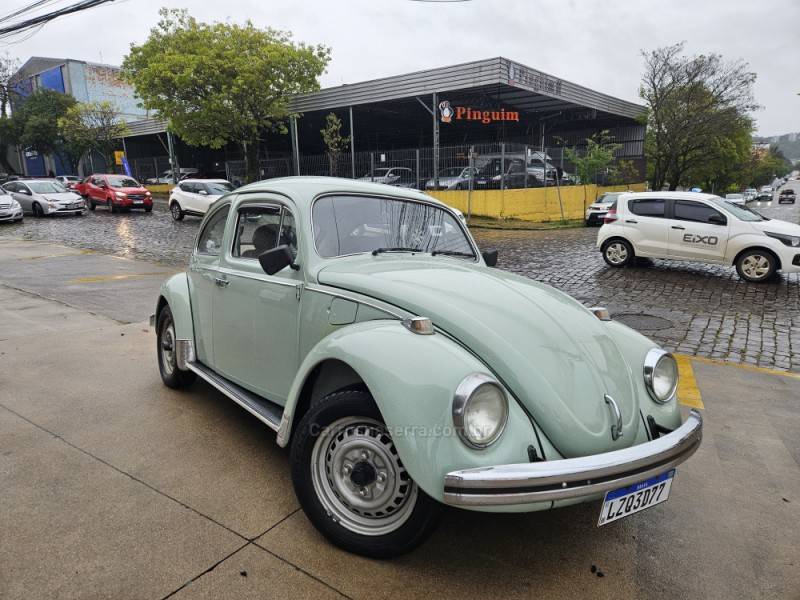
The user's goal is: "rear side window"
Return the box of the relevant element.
[629,198,666,217]
[673,200,722,223]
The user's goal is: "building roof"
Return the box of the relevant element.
[289,57,645,120]
[11,56,123,82]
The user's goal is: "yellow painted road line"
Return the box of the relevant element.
[675,354,704,410]
[685,354,800,381]
[21,249,95,260]
[69,272,172,284]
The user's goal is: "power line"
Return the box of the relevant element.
[0,0,118,40]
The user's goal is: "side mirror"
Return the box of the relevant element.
[708,214,727,225]
[482,248,498,267]
[258,244,298,275]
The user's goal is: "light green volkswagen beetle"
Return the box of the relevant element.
[153,177,702,558]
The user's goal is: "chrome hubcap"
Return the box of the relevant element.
[742,255,770,279]
[606,242,628,265]
[311,416,417,536]
[161,323,175,375]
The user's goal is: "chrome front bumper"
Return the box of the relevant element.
[443,409,703,507]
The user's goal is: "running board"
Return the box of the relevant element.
[186,361,283,431]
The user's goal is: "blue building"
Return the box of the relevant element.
[11,56,149,176]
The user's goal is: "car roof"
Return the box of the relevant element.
[180,178,230,184]
[618,191,721,202]
[234,176,445,208]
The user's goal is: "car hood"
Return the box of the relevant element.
[114,187,148,194]
[317,257,642,457]
[428,177,462,186]
[748,218,800,236]
[43,192,81,202]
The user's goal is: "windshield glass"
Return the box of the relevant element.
[438,167,467,177]
[313,195,474,259]
[597,192,621,204]
[206,182,234,194]
[711,197,766,222]
[107,176,140,188]
[28,181,68,194]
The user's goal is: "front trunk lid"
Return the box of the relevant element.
[317,256,642,457]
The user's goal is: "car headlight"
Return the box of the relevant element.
[453,373,508,448]
[115,191,127,198]
[764,231,800,247]
[48,201,58,208]
[11,200,20,209]
[643,349,678,403]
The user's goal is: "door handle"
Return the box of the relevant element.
[671,225,685,230]
[214,276,229,287]
[625,219,637,223]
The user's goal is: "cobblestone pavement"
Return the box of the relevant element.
[1,193,799,371]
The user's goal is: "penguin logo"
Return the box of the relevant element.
[439,100,454,123]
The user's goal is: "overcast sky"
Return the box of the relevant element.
[3,0,798,135]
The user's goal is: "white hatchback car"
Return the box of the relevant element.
[168,179,235,221]
[597,192,800,282]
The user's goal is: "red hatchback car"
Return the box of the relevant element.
[77,174,153,213]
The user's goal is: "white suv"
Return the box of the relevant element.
[597,192,800,282]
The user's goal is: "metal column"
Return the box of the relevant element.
[290,115,301,176]
[349,106,356,179]
[432,92,439,190]
[166,131,178,184]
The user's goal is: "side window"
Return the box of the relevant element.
[5,182,18,192]
[177,183,188,192]
[629,198,666,217]
[233,205,282,258]
[673,200,722,223]
[197,206,230,256]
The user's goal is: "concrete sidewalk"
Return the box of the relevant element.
[1,242,798,599]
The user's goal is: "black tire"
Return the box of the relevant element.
[144,206,152,213]
[32,202,44,217]
[291,389,441,558]
[735,249,777,283]
[170,201,184,221]
[107,199,116,213]
[156,305,196,389]
[87,199,95,211]
[602,238,635,267]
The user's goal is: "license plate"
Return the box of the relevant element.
[597,469,675,526]
[133,200,143,205]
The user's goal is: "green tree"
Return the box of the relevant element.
[9,89,76,158]
[58,101,129,171]
[564,130,621,202]
[608,159,640,186]
[122,8,330,183]
[684,117,752,193]
[640,43,758,190]
[0,53,19,174]
[748,145,792,187]
[320,112,350,177]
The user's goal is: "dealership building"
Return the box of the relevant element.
[10,56,646,186]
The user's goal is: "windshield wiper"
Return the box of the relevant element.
[431,249,475,258]
[371,247,421,256]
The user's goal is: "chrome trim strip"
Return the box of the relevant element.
[443,409,702,506]
[186,361,282,432]
[452,373,509,449]
[644,348,677,403]
[216,266,300,288]
[304,284,408,319]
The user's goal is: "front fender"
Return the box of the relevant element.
[280,320,537,503]
[156,272,194,342]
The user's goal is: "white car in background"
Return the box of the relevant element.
[2,179,84,217]
[168,179,235,221]
[743,188,758,202]
[585,191,626,225]
[724,193,745,206]
[0,186,23,223]
[597,191,800,283]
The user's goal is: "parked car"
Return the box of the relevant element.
[778,189,796,204]
[80,174,153,213]
[2,179,84,217]
[168,179,235,221]
[598,191,800,283]
[743,188,758,202]
[724,193,745,206]
[55,175,82,191]
[586,191,626,226]
[358,167,417,188]
[152,177,702,557]
[474,157,541,189]
[145,168,199,185]
[0,186,23,223]
[424,167,479,190]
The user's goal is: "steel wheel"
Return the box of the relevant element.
[310,416,418,537]
[160,321,176,377]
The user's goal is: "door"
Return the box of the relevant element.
[6,183,30,212]
[667,199,729,262]
[187,204,231,366]
[213,201,302,403]
[623,197,669,256]
[89,177,106,201]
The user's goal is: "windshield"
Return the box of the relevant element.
[438,167,468,178]
[28,181,68,194]
[206,182,234,194]
[107,177,140,188]
[711,197,767,222]
[313,195,475,259]
[596,192,621,204]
